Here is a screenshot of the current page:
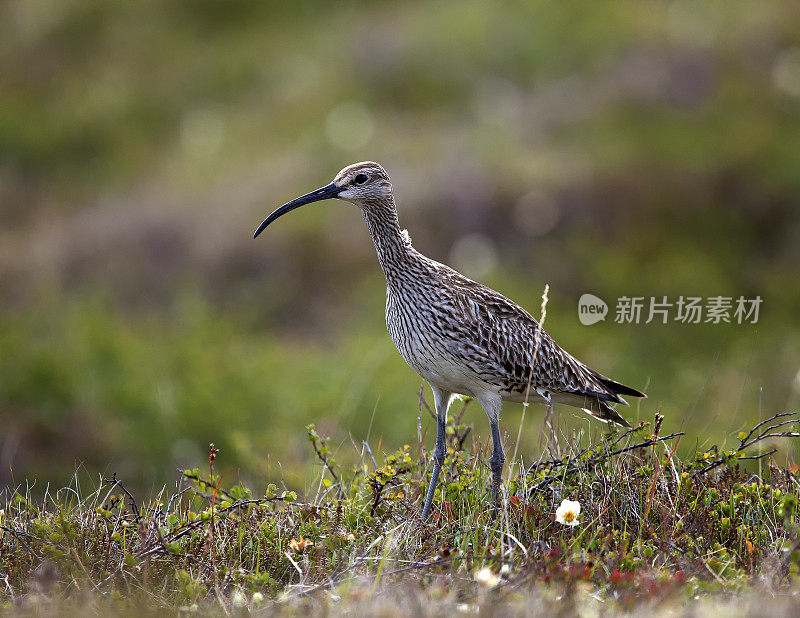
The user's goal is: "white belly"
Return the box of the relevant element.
[386,291,497,398]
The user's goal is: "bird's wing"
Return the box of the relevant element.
[431,264,625,403]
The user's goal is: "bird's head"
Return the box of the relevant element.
[254,161,392,238]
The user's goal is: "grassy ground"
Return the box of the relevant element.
[2,408,800,616]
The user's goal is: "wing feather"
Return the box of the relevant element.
[429,263,628,402]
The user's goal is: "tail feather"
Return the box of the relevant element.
[584,399,632,428]
[550,391,633,427]
[592,373,647,400]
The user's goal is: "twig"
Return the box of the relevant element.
[103,473,141,525]
[526,432,685,493]
[368,467,410,517]
[0,526,43,560]
[693,412,800,476]
[307,425,343,497]
[135,495,301,559]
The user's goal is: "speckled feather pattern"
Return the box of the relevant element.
[336,162,644,428]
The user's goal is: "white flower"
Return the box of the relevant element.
[500,564,511,577]
[251,592,265,606]
[555,499,581,527]
[474,566,500,588]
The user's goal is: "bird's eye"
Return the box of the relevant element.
[354,173,368,185]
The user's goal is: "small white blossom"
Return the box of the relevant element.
[500,564,511,577]
[251,592,265,606]
[555,499,581,527]
[474,566,500,588]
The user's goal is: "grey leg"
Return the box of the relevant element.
[477,394,505,508]
[421,386,452,520]
[489,419,505,505]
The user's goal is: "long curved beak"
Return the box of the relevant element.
[253,182,341,238]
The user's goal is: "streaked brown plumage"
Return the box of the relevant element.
[254,161,646,519]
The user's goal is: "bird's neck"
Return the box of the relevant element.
[361,197,414,282]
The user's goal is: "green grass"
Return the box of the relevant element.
[2,410,800,615]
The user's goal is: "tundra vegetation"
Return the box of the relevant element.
[2,409,800,615]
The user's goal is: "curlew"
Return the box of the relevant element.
[254,162,646,519]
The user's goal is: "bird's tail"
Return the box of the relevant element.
[582,398,632,428]
[590,371,647,401]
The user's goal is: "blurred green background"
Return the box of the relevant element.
[2,1,800,493]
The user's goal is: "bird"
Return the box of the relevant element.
[254,161,646,520]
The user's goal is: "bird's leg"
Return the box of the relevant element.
[420,414,446,520]
[421,387,451,521]
[488,419,505,509]
[477,394,505,513]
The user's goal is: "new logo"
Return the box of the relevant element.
[578,293,608,325]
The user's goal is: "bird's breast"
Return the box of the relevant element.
[384,287,491,396]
